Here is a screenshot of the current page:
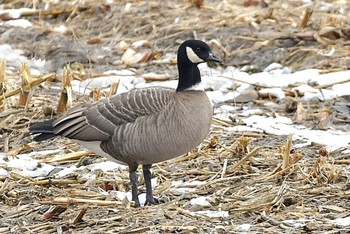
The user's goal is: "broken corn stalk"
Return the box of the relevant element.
[108,81,119,97]
[0,60,7,108]
[299,7,313,29]
[18,63,32,107]
[57,68,72,114]
[92,87,102,102]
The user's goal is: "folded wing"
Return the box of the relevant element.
[52,87,174,141]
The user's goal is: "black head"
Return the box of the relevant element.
[176,40,222,92]
[178,40,222,65]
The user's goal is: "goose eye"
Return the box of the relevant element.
[195,47,201,53]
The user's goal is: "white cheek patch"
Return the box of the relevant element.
[186,46,204,63]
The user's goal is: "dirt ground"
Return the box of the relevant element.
[0,0,350,233]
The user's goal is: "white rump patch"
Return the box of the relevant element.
[186,46,204,63]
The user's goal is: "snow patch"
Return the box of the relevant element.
[195,210,229,218]
[334,216,350,227]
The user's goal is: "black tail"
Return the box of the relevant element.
[29,119,57,141]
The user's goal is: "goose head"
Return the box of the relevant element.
[176,40,222,92]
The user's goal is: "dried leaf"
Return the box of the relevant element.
[192,0,204,8]
[72,206,88,224]
[42,206,67,220]
[121,48,145,65]
[87,37,102,44]
[285,97,298,113]
[293,103,308,123]
[318,108,334,130]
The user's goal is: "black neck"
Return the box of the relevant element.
[176,59,201,92]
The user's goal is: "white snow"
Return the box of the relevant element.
[90,161,127,172]
[240,115,350,150]
[332,82,350,97]
[190,196,211,206]
[0,168,8,177]
[20,163,55,178]
[235,223,251,231]
[71,70,145,95]
[7,156,38,171]
[311,70,350,87]
[0,44,27,67]
[282,218,314,228]
[259,88,286,100]
[334,216,350,227]
[0,8,36,19]
[54,25,68,33]
[54,165,78,178]
[263,62,283,72]
[28,149,63,157]
[195,210,229,218]
[1,19,33,28]
[227,125,263,133]
[111,190,132,201]
[1,153,55,178]
[170,180,206,193]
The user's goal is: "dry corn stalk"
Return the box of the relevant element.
[281,135,303,170]
[42,206,67,221]
[310,155,341,184]
[0,60,7,108]
[282,135,292,170]
[18,63,32,107]
[40,197,127,206]
[108,81,120,97]
[92,87,102,101]
[318,108,334,130]
[293,102,308,123]
[57,68,72,114]
[238,136,253,153]
[0,73,55,102]
[72,206,88,224]
[264,136,304,180]
[230,136,253,155]
[93,81,119,101]
[299,7,313,29]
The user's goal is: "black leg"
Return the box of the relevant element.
[142,164,158,206]
[129,162,140,207]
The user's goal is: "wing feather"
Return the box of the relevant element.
[51,87,174,141]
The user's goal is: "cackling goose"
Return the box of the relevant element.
[29,39,222,207]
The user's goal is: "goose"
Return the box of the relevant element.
[29,39,222,207]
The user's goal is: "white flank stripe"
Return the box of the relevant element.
[75,140,126,165]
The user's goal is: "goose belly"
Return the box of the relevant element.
[128,117,211,164]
